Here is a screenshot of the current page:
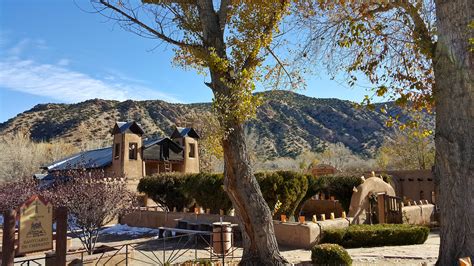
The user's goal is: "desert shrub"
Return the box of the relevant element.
[181,173,232,213]
[311,243,352,266]
[138,173,193,210]
[321,224,429,248]
[256,171,308,219]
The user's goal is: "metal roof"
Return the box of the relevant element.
[112,121,144,135]
[44,147,113,171]
[44,137,184,171]
[170,127,200,139]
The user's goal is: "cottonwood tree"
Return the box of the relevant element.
[376,128,435,171]
[296,1,473,263]
[89,1,293,263]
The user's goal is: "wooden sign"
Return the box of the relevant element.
[18,195,53,254]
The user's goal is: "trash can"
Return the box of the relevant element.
[212,222,232,255]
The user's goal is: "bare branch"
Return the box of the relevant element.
[96,0,200,49]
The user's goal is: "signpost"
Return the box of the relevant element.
[18,195,53,254]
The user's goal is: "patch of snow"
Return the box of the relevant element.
[100,224,160,236]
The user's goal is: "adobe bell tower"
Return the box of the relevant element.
[111,121,145,179]
[171,127,200,173]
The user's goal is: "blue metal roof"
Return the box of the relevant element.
[45,147,113,171]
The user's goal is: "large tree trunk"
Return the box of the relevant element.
[434,0,474,264]
[222,123,288,265]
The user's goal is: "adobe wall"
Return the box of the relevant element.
[120,210,350,249]
[122,133,145,178]
[183,137,199,173]
[301,199,344,218]
[375,170,435,203]
[111,133,145,179]
[402,204,436,226]
[348,177,396,224]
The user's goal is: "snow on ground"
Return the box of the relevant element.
[100,224,160,236]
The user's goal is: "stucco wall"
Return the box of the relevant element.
[120,210,350,249]
[111,133,144,179]
[402,204,436,226]
[183,137,199,173]
[301,199,344,218]
[375,170,435,203]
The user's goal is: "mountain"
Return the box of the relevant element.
[0,90,434,159]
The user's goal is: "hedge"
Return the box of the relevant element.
[137,173,193,211]
[139,171,308,217]
[321,224,430,248]
[311,243,352,266]
[138,171,362,218]
[181,173,232,213]
[256,171,308,219]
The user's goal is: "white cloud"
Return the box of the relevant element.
[57,58,70,66]
[0,58,181,103]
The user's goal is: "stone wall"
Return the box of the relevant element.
[120,210,350,249]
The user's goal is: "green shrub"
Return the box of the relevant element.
[139,171,309,217]
[256,171,308,219]
[138,173,193,210]
[181,173,232,213]
[314,175,363,212]
[321,224,430,248]
[311,243,352,266]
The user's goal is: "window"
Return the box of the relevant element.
[129,143,138,160]
[114,143,120,159]
[188,143,196,158]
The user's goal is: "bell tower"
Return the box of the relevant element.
[111,121,145,178]
[171,127,200,173]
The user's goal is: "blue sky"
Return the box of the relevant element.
[0,1,376,123]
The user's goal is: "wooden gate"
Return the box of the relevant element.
[377,194,403,224]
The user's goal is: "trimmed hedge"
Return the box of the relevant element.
[256,171,308,219]
[137,173,193,211]
[139,171,309,217]
[321,224,430,248]
[181,173,232,213]
[311,243,352,266]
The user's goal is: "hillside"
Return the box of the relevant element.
[0,90,434,159]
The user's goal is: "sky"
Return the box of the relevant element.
[0,0,376,123]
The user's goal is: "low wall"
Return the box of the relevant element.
[402,204,436,226]
[120,210,350,249]
[120,210,240,228]
[301,199,344,218]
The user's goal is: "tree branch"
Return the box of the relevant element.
[97,0,200,49]
[265,46,294,87]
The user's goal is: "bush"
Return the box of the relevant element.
[139,171,308,217]
[311,243,352,266]
[181,173,232,213]
[314,175,363,212]
[256,171,308,219]
[138,173,193,210]
[321,224,430,248]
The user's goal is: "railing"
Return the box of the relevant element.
[14,230,241,265]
